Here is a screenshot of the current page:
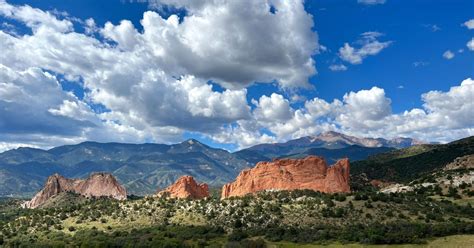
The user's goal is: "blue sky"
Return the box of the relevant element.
[307,0,474,112]
[0,0,473,151]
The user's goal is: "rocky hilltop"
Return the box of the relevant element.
[221,156,350,198]
[157,176,209,199]
[444,154,474,171]
[23,173,127,208]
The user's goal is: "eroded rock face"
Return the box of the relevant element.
[370,179,393,188]
[221,156,350,199]
[444,155,474,171]
[157,176,209,199]
[23,173,127,208]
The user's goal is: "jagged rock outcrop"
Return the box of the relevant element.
[157,176,209,199]
[23,173,127,208]
[221,156,350,199]
[370,179,393,188]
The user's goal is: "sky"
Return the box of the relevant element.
[0,0,473,152]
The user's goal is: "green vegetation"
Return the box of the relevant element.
[1,180,473,247]
[351,136,474,183]
[269,235,474,248]
[1,137,473,247]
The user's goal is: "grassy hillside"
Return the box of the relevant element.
[351,136,474,183]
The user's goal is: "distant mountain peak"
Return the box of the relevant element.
[243,131,428,156]
[308,131,346,139]
[306,131,358,146]
[185,138,199,144]
[76,141,102,146]
[320,130,343,136]
[180,138,205,147]
[308,131,427,148]
[15,147,43,151]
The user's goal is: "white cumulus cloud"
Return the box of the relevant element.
[467,38,474,51]
[339,32,392,64]
[253,93,294,122]
[215,78,474,148]
[0,0,472,151]
[443,50,455,60]
[329,64,348,71]
[0,0,318,150]
[463,19,474,29]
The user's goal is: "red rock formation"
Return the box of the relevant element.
[221,156,350,199]
[157,176,209,199]
[23,173,127,209]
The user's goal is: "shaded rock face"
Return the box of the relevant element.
[157,176,209,199]
[23,173,127,208]
[221,156,350,199]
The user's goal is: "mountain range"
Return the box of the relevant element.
[0,131,426,197]
[235,131,423,163]
[0,139,251,196]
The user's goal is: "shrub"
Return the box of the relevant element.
[239,238,266,248]
[228,230,248,241]
[335,194,347,202]
[448,187,461,199]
